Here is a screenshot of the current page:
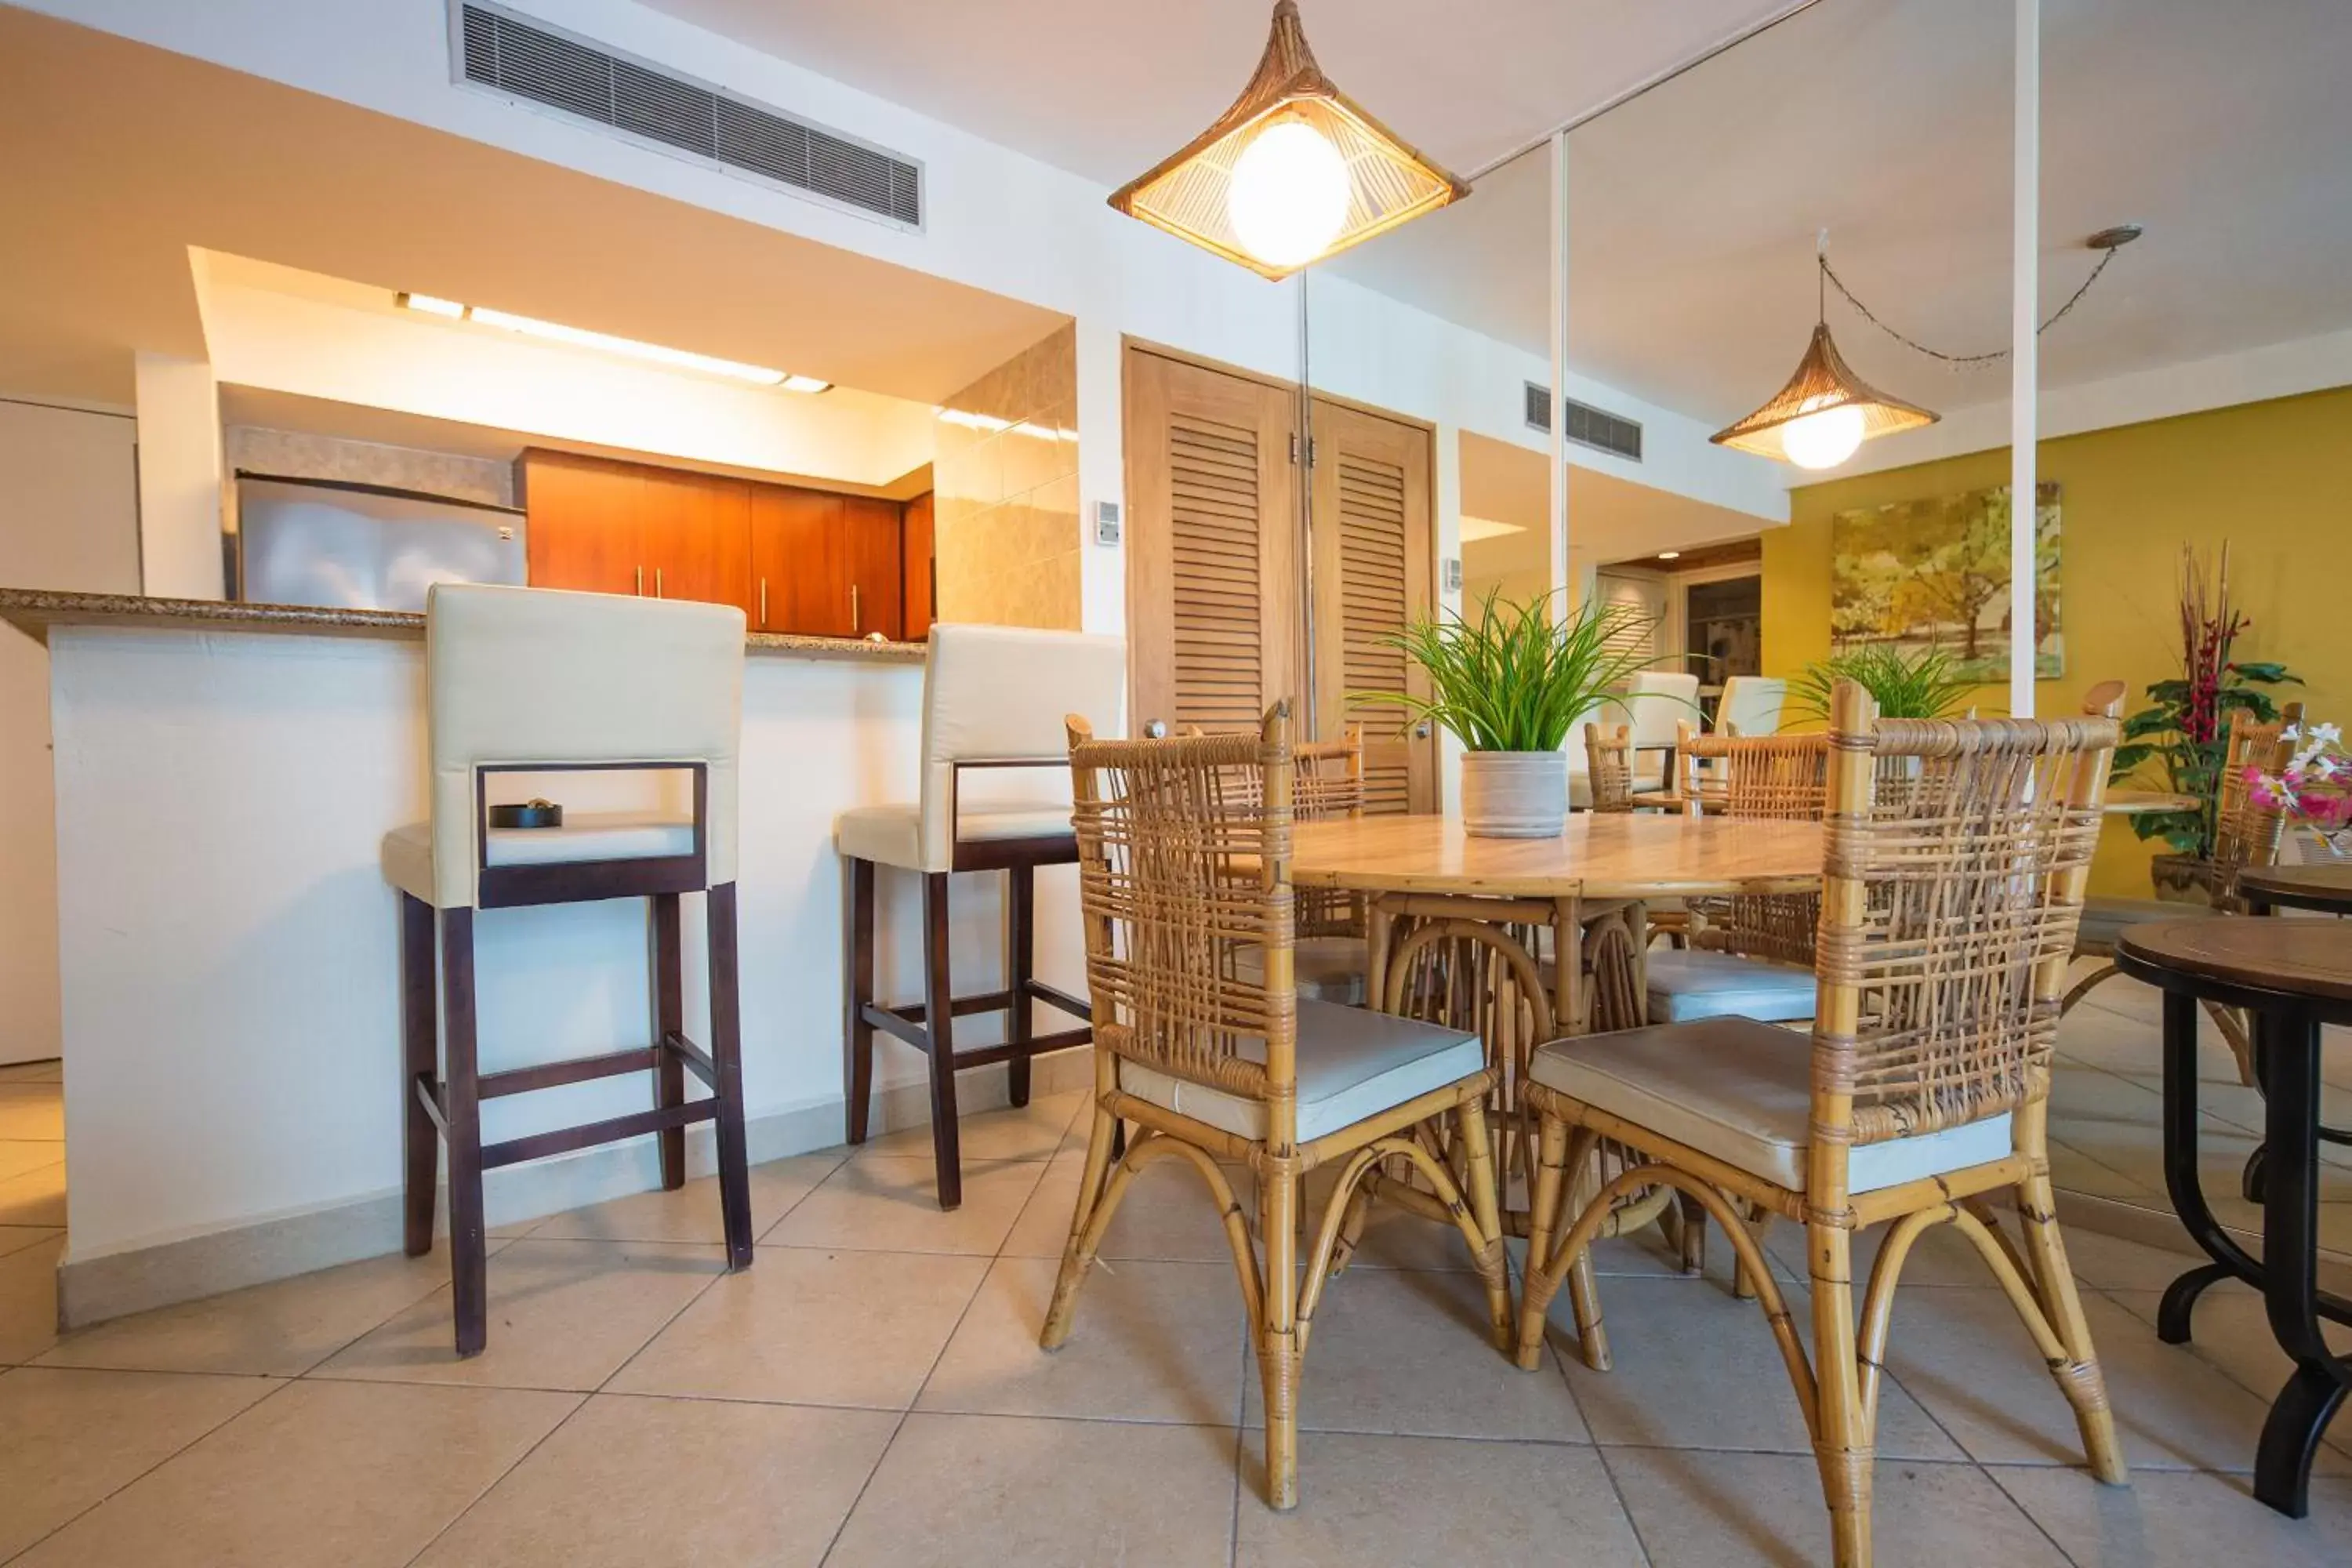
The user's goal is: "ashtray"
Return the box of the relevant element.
[489,799,564,829]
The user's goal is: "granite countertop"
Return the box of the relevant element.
[0,589,928,664]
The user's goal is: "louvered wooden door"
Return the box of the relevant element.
[1311,399,1436,814]
[1125,348,1298,734]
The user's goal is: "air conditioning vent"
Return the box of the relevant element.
[1524,383,1643,463]
[454,2,924,230]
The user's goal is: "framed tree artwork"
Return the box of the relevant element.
[1829,481,2062,682]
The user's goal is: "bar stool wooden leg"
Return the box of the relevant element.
[1007,864,1035,1109]
[708,883,754,1270]
[924,870,964,1210]
[844,858,876,1145]
[652,892,687,1191]
[400,894,438,1258]
[440,907,488,1358]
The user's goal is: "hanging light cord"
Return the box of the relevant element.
[1817,243,2125,368]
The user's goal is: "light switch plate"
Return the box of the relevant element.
[1443,557,1463,593]
[1094,499,1123,546]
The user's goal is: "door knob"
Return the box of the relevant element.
[1413,722,1432,739]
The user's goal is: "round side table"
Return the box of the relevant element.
[2115,917,2352,1518]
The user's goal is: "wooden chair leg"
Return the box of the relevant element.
[707,883,755,1270]
[843,857,876,1145]
[1258,1154,1303,1510]
[922,871,964,1210]
[1675,1189,1708,1276]
[2205,999,2260,1088]
[1454,1098,1515,1352]
[1040,1102,1120,1350]
[440,907,488,1359]
[2012,1166,2128,1483]
[652,892,687,1191]
[1006,864,1034,1108]
[399,894,438,1258]
[1808,1217,1874,1567]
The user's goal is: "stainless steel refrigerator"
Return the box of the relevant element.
[235,473,528,612]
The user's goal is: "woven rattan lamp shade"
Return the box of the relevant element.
[1109,2,1470,281]
[1711,322,1938,460]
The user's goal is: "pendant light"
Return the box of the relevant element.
[1109,1,1470,279]
[1711,238,1937,470]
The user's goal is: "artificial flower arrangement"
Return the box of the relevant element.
[2250,720,2352,848]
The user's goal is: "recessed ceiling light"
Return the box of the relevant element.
[394,292,828,391]
[1657,550,1682,561]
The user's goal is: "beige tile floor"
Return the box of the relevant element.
[5,1023,2352,1566]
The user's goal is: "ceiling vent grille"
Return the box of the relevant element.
[454,2,923,229]
[1524,383,1643,463]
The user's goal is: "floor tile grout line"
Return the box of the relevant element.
[0,1368,307,1566]
[815,1137,1054,1567]
[1979,1460,2096,1568]
[393,1387,595,1568]
[394,1198,761,1566]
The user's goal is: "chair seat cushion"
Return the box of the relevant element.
[1118,999,1484,1145]
[1646,949,1817,1024]
[1526,1017,2013,1195]
[2076,895,2222,952]
[1232,935,1369,1006]
[833,801,1073,872]
[382,811,696,906]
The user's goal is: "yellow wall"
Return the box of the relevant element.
[1762,385,2352,895]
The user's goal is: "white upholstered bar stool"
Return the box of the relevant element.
[836,624,1126,1208]
[383,584,753,1358]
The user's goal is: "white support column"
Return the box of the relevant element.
[2009,0,2040,717]
[1548,129,1570,611]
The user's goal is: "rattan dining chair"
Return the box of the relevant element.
[1043,703,1514,1511]
[2063,698,2300,1085]
[1203,726,1373,1005]
[1515,681,2128,1567]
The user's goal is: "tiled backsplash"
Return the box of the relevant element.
[224,427,516,514]
[931,322,1080,631]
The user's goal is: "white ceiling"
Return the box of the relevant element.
[638,0,1800,186]
[645,0,2352,431]
[0,8,1064,406]
[1325,0,2352,428]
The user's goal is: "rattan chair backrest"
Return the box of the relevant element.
[1584,723,1635,814]
[1813,682,2116,1160]
[1069,702,1298,1117]
[1680,721,1831,967]
[2212,702,2303,906]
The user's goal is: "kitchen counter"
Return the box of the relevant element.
[0,587,928,663]
[29,595,1081,1328]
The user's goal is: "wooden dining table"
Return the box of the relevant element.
[1290,812,1826,1032]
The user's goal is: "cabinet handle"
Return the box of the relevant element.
[655,568,664,598]
[634,565,643,597]
[851,583,861,633]
[760,578,768,627]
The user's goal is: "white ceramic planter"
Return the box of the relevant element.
[1460,750,1568,838]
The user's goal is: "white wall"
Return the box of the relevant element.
[0,397,140,1065]
[132,352,224,599]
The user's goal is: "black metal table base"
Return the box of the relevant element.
[2146,985,2352,1516]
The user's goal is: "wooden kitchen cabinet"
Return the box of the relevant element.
[641,468,750,608]
[519,451,644,598]
[842,496,903,641]
[902,492,935,640]
[524,447,906,638]
[749,486,848,635]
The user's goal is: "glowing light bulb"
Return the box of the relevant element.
[1225,116,1350,268]
[1779,401,1865,469]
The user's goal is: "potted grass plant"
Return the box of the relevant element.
[1784,643,1976,724]
[1360,588,1669,838]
